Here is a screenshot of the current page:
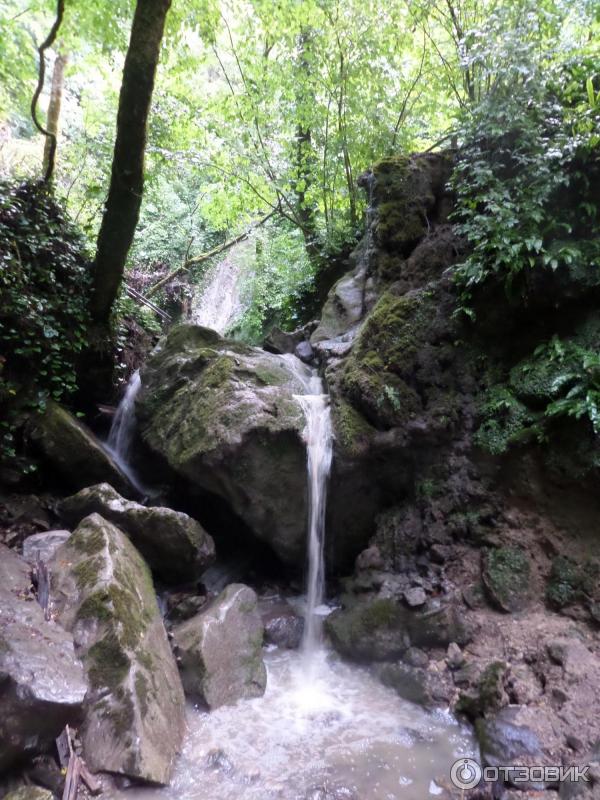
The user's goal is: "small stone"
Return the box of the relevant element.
[404,646,429,668]
[355,545,384,572]
[446,642,464,670]
[404,587,427,607]
[430,544,452,564]
[294,340,314,363]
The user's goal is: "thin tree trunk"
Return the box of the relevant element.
[42,52,67,177]
[30,0,65,184]
[90,0,171,323]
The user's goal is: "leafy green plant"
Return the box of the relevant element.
[0,180,91,468]
[451,45,600,314]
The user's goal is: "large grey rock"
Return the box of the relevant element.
[261,598,304,649]
[60,483,215,584]
[30,401,135,497]
[173,583,266,708]
[50,514,185,785]
[136,325,311,566]
[0,544,86,771]
[22,530,71,564]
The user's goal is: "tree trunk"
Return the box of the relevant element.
[90,0,171,323]
[42,52,67,177]
[294,29,321,265]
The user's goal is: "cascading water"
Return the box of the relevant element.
[286,358,333,660]
[110,355,476,800]
[105,370,146,494]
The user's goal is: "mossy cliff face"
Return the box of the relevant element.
[50,513,185,785]
[137,324,313,566]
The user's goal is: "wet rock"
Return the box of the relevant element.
[482,546,531,613]
[29,401,135,497]
[476,706,550,791]
[295,340,315,363]
[22,530,71,564]
[261,600,304,649]
[173,583,266,708]
[50,514,185,785]
[355,545,385,572]
[136,325,312,567]
[325,598,409,662]
[60,483,215,584]
[0,544,86,772]
[165,591,208,623]
[375,662,434,706]
[4,789,55,800]
[263,321,318,355]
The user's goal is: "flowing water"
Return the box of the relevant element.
[192,240,252,334]
[109,356,475,800]
[105,370,147,494]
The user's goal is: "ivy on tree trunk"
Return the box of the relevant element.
[90,0,171,324]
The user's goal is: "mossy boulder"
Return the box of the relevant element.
[60,483,215,584]
[325,596,470,662]
[0,544,87,772]
[482,546,531,613]
[29,401,135,497]
[50,514,185,785]
[136,324,312,566]
[172,583,266,709]
[546,555,600,611]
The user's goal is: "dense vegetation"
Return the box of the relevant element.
[0,0,598,471]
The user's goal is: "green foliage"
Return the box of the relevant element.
[451,34,600,311]
[234,222,315,342]
[0,180,91,467]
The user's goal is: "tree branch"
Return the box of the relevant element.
[144,210,274,298]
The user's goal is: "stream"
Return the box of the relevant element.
[107,353,475,799]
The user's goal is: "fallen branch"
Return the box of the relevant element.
[30,0,65,184]
[144,210,274,299]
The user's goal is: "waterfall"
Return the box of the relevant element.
[192,240,251,334]
[284,356,333,658]
[106,370,146,493]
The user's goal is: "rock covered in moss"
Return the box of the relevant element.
[482,546,531,613]
[172,583,266,709]
[136,324,311,566]
[60,483,215,584]
[0,544,86,772]
[50,513,185,785]
[325,596,471,663]
[30,401,135,496]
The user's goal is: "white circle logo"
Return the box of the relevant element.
[450,758,482,790]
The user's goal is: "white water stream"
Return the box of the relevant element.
[105,370,147,494]
[109,355,475,800]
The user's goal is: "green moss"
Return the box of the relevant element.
[360,598,399,629]
[202,355,235,389]
[73,555,106,591]
[342,290,429,428]
[474,386,537,455]
[544,556,600,609]
[71,524,106,556]
[87,633,130,690]
[482,547,530,612]
[457,661,507,720]
[254,362,289,386]
[76,590,112,623]
[332,398,375,455]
